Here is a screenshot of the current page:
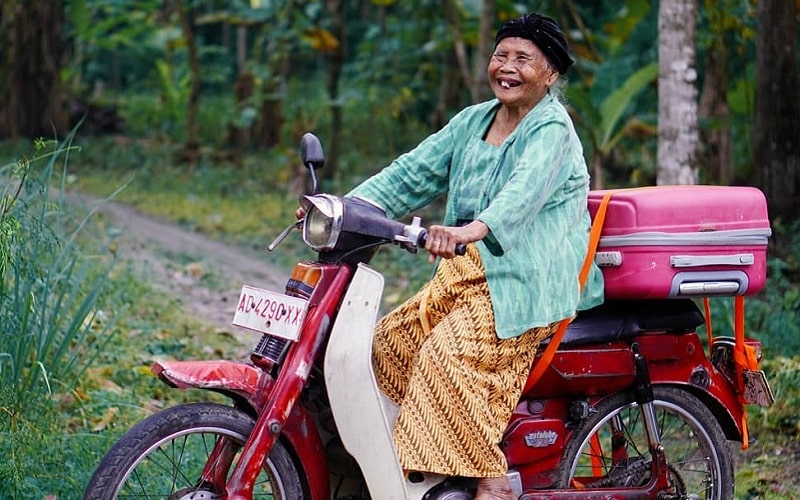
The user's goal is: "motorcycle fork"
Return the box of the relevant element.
[220,265,353,500]
[199,437,240,490]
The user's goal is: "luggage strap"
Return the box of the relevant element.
[526,191,613,389]
[704,295,760,450]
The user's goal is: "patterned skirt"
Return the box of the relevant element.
[372,245,558,477]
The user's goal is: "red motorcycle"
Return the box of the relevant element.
[85,133,774,499]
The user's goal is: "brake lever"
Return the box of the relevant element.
[267,220,302,252]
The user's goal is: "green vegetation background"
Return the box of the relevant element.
[2,103,799,500]
[1,1,799,498]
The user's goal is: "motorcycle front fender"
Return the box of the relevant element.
[152,359,330,500]
[153,360,268,409]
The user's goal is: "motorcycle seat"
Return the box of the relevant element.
[548,299,705,348]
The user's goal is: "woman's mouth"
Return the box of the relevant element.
[498,79,521,89]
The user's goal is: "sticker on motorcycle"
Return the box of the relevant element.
[232,285,309,341]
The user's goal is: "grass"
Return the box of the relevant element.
[1,134,798,498]
[0,138,248,498]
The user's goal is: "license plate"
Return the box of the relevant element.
[232,285,309,341]
[742,369,775,407]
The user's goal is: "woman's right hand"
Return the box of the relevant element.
[425,221,488,263]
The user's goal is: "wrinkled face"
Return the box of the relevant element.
[488,37,559,108]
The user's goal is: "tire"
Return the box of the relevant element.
[557,386,734,499]
[84,402,305,499]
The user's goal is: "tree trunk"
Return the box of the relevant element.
[258,77,283,149]
[657,0,699,185]
[445,0,476,102]
[473,0,495,102]
[251,19,287,152]
[177,0,201,164]
[0,0,68,139]
[324,0,346,180]
[698,40,732,185]
[226,70,255,163]
[755,0,800,220]
[591,153,605,190]
[430,48,464,130]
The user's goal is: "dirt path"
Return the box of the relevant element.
[85,196,291,344]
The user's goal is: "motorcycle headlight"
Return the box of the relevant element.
[302,194,344,251]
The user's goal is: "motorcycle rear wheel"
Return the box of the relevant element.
[84,402,304,499]
[558,386,734,499]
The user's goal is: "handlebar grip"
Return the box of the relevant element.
[419,233,467,256]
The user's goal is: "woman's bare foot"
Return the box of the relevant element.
[475,475,515,500]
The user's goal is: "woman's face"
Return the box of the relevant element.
[488,37,558,109]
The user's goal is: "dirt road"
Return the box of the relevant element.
[87,196,291,342]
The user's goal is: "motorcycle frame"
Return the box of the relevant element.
[154,262,748,499]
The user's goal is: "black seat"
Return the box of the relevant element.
[545,299,705,348]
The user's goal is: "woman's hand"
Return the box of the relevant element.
[425,221,489,263]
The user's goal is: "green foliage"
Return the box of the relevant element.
[154,58,192,135]
[697,218,800,498]
[0,390,105,498]
[1,0,794,493]
[0,136,119,407]
[0,136,253,496]
[701,219,800,356]
[568,62,657,154]
[57,0,775,190]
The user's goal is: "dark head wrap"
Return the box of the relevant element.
[494,13,574,74]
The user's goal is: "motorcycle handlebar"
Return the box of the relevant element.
[418,231,467,256]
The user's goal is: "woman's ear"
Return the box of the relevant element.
[545,70,559,88]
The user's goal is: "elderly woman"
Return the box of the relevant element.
[347,13,604,500]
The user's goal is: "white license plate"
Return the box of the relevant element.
[232,285,309,341]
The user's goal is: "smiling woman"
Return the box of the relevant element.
[342,12,603,500]
[484,38,559,146]
[483,14,570,147]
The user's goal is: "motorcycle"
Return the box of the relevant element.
[85,133,774,500]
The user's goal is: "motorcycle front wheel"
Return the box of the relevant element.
[84,402,305,499]
[557,386,734,499]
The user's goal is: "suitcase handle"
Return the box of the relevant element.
[669,270,750,297]
[670,253,755,268]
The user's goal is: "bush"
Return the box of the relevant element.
[702,219,800,355]
[0,136,120,496]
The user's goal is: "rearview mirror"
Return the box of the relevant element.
[300,133,325,170]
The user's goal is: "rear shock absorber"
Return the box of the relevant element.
[250,262,321,368]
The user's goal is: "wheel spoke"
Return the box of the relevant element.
[560,388,733,498]
[84,403,305,500]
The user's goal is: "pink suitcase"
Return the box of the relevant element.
[587,186,771,299]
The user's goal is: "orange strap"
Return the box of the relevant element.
[703,297,713,347]
[732,295,761,450]
[733,296,759,372]
[696,290,757,449]
[526,191,613,389]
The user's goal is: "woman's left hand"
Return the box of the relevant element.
[425,221,489,263]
